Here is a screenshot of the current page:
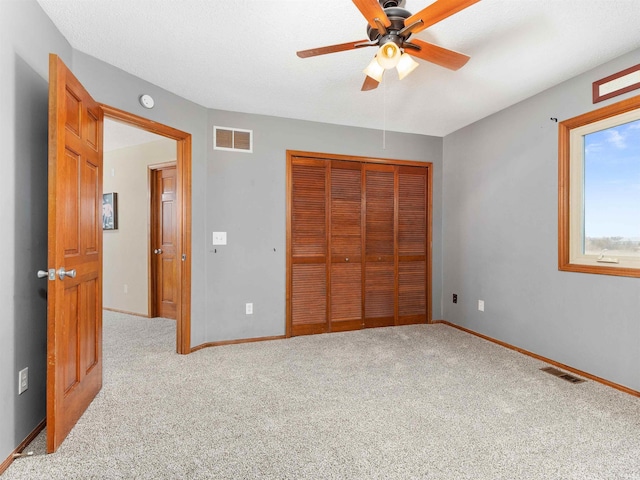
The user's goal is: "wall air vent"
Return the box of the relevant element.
[214,126,253,153]
[540,367,586,384]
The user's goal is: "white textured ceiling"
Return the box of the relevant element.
[38,0,640,136]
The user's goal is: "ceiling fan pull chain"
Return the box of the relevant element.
[383,74,387,150]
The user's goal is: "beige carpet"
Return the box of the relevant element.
[4,311,640,479]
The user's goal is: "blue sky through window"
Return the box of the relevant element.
[584,118,640,240]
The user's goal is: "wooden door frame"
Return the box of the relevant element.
[101,104,192,354]
[286,150,433,338]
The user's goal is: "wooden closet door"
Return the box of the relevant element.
[329,161,363,331]
[364,164,396,328]
[290,158,329,336]
[288,151,432,337]
[397,166,428,325]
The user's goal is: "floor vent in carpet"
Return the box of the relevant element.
[540,367,586,384]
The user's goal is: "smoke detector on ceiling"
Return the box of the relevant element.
[139,94,154,109]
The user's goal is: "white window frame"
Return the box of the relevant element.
[559,94,640,278]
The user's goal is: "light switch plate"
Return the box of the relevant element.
[212,232,227,245]
[18,367,28,395]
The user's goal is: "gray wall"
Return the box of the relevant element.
[0,0,72,465]
[207,110,443,342]
[443,47,640,392]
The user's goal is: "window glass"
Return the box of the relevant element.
[583,119,640,257]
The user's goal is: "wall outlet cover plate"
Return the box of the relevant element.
[18,367,28,395]
[212,232,227,245]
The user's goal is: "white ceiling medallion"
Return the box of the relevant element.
[139,94,155,109]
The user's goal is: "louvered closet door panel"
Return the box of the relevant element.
[291,159,329,335]
[291,161,327,258]
[292,264,327,334]
[364,165,396,328]
[397,166,428,325]
[330,162,363,331]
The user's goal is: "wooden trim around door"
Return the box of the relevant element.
[100,104,192,354]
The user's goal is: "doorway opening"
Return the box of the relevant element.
[102,105,192,354]
[103,120,176,320]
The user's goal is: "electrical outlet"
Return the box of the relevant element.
[124,284,128,294]
[452,294,458,304]
[246,303,253,315]
[478,300,485,312]
[212,232,227,245]
[18,368,28,395]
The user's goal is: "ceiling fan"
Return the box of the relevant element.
[297,0,480,91]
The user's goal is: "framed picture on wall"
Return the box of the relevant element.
[103,192,118,230]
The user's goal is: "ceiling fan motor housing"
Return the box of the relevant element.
[367,6,412,48]
[380,0,405,8]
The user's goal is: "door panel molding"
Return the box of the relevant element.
[100,104,192,354]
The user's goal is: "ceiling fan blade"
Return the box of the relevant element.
[405,39,470,70]
[352,0,391,29]
[361,75,380,91]
[297,39,371,58]
[405,0,481,35]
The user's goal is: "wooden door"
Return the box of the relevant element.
[47,54,103,453]
[151,166,178,319]
[329,161,363,332]
[363,164,396,328]
[289,157,328,336]
[397,166,428,325]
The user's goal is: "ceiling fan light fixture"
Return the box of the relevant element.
[363,57,384,82]
[396,53,419,80]
[376,41,401,69]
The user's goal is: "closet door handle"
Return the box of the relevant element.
[345,257,349,262]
